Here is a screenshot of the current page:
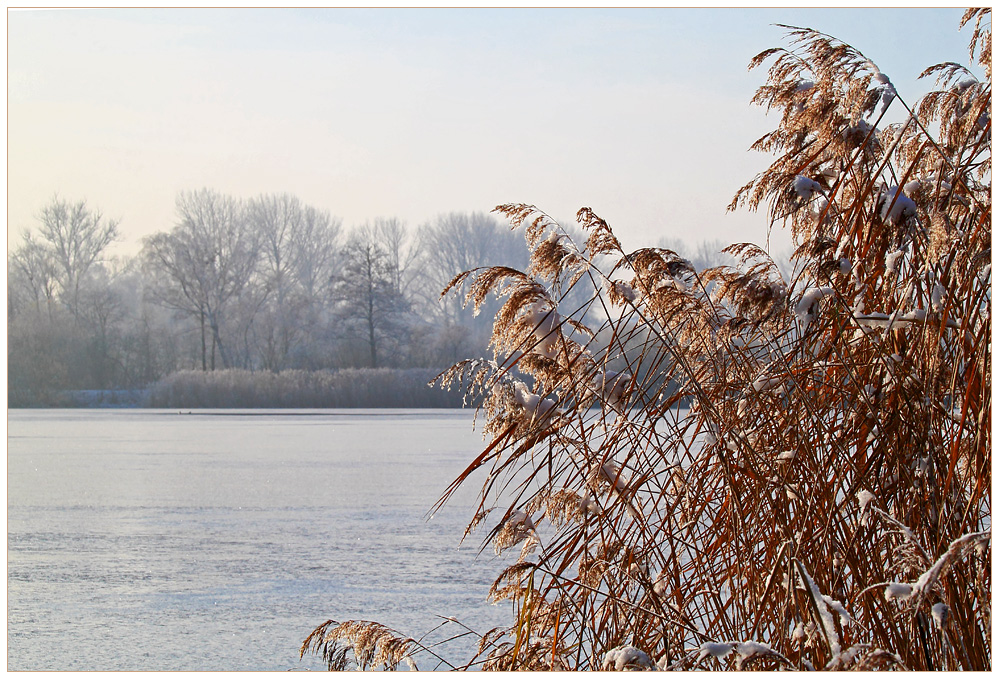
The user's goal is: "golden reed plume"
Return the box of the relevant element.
[304,11,990,671]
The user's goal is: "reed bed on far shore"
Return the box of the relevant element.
[146,367,464,409]
[304,10,990,671]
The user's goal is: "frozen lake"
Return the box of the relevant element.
[7,409,510,671]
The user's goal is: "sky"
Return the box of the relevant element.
[6,7,984,259]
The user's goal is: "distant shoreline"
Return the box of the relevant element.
[10,367,471,410]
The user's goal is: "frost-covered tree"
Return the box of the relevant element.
[333,225,412,368]
[8,232,61,319]
[371,217,419,300]
[142,189,260,370]
[410,212,533,365]
[7,198,129,401]
[415,212,529,327]
[34,196,120,318]
[248,193,342,371]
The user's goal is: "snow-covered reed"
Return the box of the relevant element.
[303,10,991,671]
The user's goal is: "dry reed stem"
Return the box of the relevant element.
[303,12,991,672]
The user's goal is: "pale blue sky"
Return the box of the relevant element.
[7,7,981,257]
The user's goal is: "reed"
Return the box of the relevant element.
[303,11,990,670]
[145,367,464,408]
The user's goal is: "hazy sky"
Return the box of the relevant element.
[7,7,982,258]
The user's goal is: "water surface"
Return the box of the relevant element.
[8,409,509,671]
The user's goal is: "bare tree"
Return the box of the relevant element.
[249,193,342,370]
[415,212,529,326]
[288,204,343,368]
[8,232,61,319]
[251,193,307,370]
[142,189,259,370]
[35,196,120,318]
[370,217,419,297]
[334,226,410,368]
[76,263,128,389]
[8,199,126,400]
[295,205,342,302]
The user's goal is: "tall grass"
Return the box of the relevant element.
[303,11,990,671]
[146,368,464,408]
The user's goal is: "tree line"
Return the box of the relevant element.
[7,190,731,406]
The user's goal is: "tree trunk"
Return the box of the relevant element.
[208,312,230,369]
[368,315,377,368]
[200,309,208,371]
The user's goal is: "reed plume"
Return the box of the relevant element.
[303,11,990,671]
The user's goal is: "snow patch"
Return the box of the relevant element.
[792,175,823,200]
[797,564,842,656]
[579,491,600,515]
[513,381,558,429]
[696,641,735,665]
[594,370,631,411]
[884,582,913,600]
[734,641,780,670]
[609,281,636,303]
[879,186,916,222]
[795,286,835,324]
[524,302,561,358]
[751,373,785,394]
[885,249,904,274]
[602,645,654,671]
[651,568,668,597]
[791,621,807,643]
[931,283,946,313]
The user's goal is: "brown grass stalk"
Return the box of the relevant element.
[303,12,990,671]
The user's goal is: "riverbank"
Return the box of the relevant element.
[10,367,469,409]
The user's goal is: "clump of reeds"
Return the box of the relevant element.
[146,367,463,408]
[303,10,990,671]
[300,620,420,671]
